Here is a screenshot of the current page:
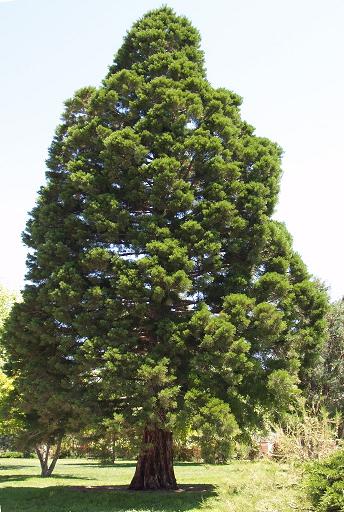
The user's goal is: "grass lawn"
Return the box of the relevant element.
[0,458,311,512]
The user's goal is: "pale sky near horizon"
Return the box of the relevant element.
[0,0,343,300]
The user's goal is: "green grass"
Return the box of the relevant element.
[0,458,311,512]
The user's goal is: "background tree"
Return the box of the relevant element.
[3,7,328,488]
[0,369,25,451]
[321,299,344,419]
[307,298,344,431]
[0,285,19,349]
[0,285,23,450]
[79,413,137,463]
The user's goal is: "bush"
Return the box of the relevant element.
[273,409,340,461]
[306,449,344,512]
[0,451,25,458]
[234,440,260,460]
[173,439,201,462]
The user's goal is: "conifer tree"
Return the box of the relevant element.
[3,7,328,487]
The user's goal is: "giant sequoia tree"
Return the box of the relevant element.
[4,8,328,488]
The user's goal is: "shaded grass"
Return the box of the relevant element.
[0,458,310,512]
[0,487,212,512]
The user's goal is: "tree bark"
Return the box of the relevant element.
[129,426,177,490]
[35,434,63,477]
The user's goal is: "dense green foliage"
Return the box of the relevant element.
[182,393,240,463]
[2,7,328,474]
[306,450,344,512]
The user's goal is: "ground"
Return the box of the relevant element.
[0,458,311,512]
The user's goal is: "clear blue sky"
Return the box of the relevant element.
[1,0,343,299]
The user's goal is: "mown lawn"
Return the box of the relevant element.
[0,458,311,512]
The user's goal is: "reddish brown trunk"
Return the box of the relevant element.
[129,426,177,490]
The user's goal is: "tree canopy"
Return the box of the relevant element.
[3,7,328,488]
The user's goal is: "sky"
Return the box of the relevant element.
[0,0,343,300]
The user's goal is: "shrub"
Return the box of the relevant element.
[233,440,260,460]
[173,434,202,462]
[306,449,344,512]
[0,451,25,458]
[273,409,341,461]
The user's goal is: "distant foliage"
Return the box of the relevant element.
[0,285,20,334]
[306,450,344,512]
[0,451,28,458]
[0,370,24,438]
[309,299,344,424]
[80,416,139,462]
[0,285,23,446]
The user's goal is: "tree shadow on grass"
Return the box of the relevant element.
[63,461,208,468]
[0,465,33,471]
[62,461,137,468]
[0,485,216,512]
[0,473,93,483]
[174,462,212,467]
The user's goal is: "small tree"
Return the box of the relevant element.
[4,7,328,488]
[4,286,94,476]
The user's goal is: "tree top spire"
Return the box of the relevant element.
[108,6,205,78]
